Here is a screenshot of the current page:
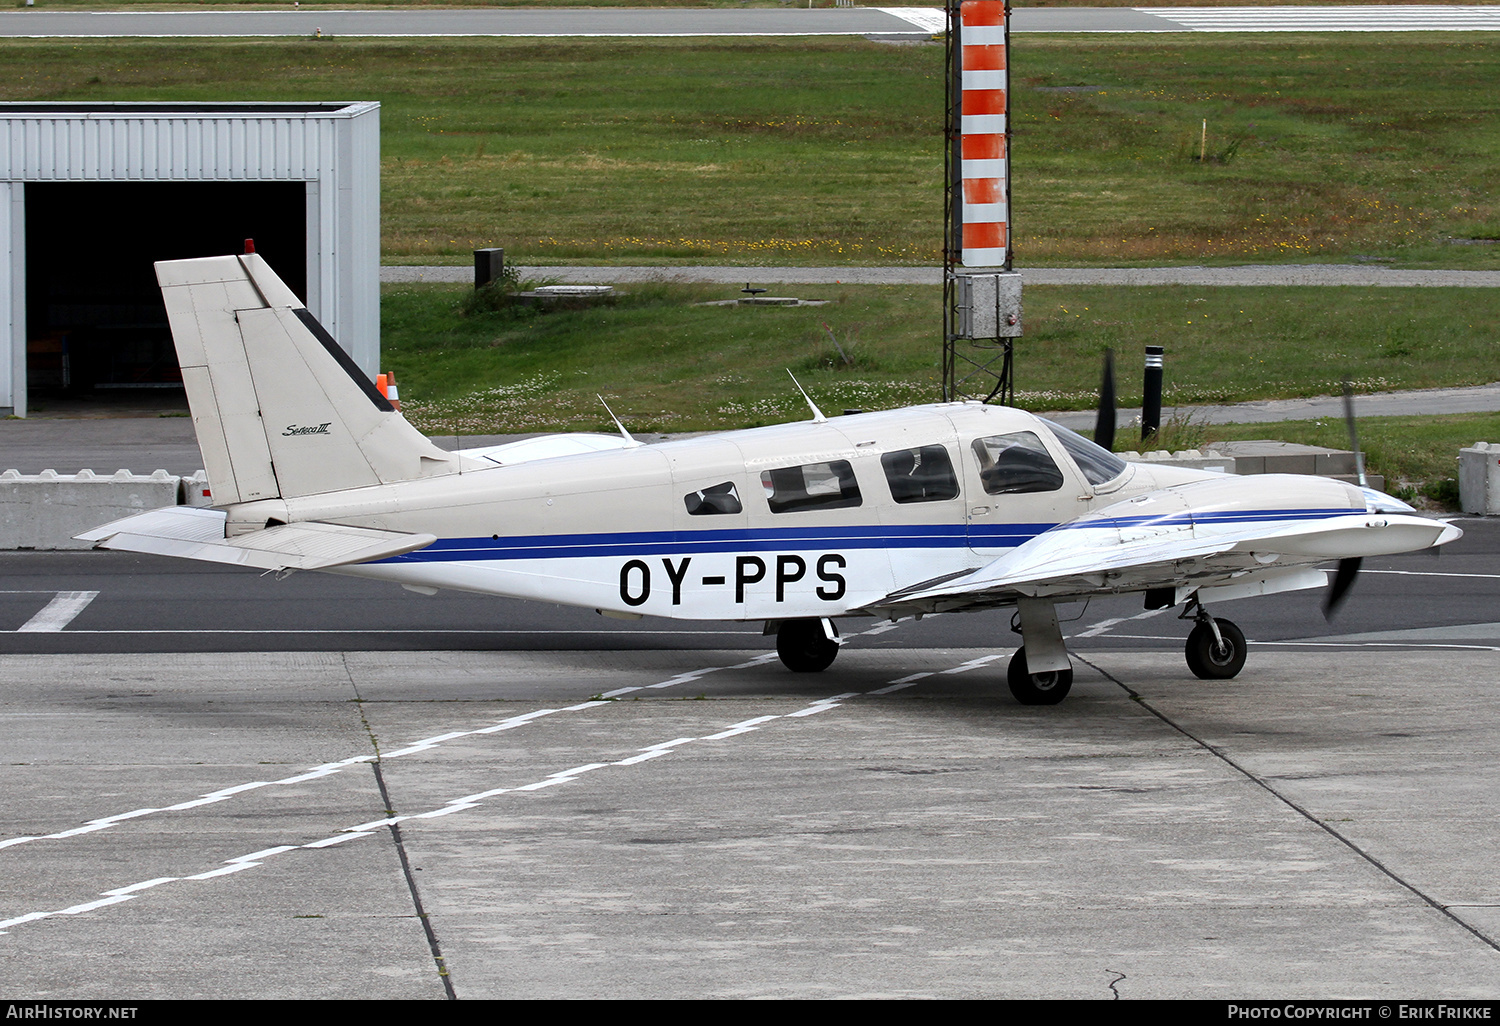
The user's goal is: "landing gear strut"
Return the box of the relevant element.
[776,618,840,672]
[1181,597,1246,680]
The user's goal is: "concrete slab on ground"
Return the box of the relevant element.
[1,647,1496,998]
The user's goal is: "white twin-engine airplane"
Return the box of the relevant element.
[81,254,1460,704]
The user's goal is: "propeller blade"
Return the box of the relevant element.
[1095,348,1117,452]
[1341,377,1367,489]
[1323,556,1363,619]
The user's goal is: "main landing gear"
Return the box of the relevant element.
[1006,646,1073,705]
[1181,597,1246,680]
[1005,597,1074,705]
[775,618,841,672]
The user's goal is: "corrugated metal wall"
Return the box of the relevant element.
[0,102,380,415]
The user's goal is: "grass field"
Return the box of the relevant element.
[1,35,1497,267]
[382,280,1500,491]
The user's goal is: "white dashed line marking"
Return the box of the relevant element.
[2,643,1032,936]
[16,591,98,632]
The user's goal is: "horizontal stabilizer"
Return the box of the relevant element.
[78,506,435,572]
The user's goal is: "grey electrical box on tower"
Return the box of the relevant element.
[955,271,1023,339]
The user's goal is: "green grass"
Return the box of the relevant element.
[383,280,1500,429]
[384,280,1499,494]
[1,35,1498,267]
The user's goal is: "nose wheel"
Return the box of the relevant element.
[1182,600,1246,680]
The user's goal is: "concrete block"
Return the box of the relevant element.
[1123,449,1235,473]
[0,469,181,549]
[180,470,214,507]
[1314,451,1358,476]
[1261,453,1318,475]
[1459,442,1500,514]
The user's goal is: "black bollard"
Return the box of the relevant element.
[1141,345,1164,443]
[474,248,505,290]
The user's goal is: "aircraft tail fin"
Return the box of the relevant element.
[157,254,464,504]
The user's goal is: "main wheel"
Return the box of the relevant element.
[776,619,839,673]
[1184,618,1247,680]
[1006,646,1073,705]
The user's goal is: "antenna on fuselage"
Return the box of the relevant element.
[786,370,827,424]
[597,395,643,447]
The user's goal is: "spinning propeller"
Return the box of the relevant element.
[1323,377,1365,620]
[1094,348,1116,452]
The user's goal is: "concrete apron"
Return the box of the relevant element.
[0,646,1495,999]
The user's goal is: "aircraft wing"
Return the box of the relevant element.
[77,506,437,572]
[859,476,1462,617]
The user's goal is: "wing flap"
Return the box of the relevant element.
[77,506,435,571]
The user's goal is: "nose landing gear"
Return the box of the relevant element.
[1181,597,1246,680]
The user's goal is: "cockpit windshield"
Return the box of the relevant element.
[1040,418,1129,487]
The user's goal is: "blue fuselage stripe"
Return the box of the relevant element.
[381,507,1354,565]
[386,523,1053,563]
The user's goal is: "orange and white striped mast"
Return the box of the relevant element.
[943,0,1022,404]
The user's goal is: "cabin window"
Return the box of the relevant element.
[971,432,1065,495]
[1041,419,1129,486]
[761,460,862,513]
[881,445,959,504]
[684,481,743,516]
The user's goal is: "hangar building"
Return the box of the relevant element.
[0,101,379,417]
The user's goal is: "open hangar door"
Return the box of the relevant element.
[24,181,306,414]
[1,101,382,418]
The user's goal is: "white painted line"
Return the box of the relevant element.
[91,808,163,825]
[727,653,781,669]
[1074,607,1168,639]
[271,768,341,785]
[226,845,298,863]
[702,715,780,740]
[614,749,673,765]
[57,895,133,915]
[1364,569,1500,580]
[203,782,272,798]
[162,796,230,811]
[787,693,858,717]
[0,911,55,931]
[346,816,411,832]
[451,788,512,804]
[185,863,259,881]
[102,878,178,897]
[301,832,374,848]
[599,687,641,698]
[0,667,937,936]
[16,591,98,632]
[0,651,823,862]
[44,823,113,839]
[474,709,560,733]
[942,654,1003,674]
